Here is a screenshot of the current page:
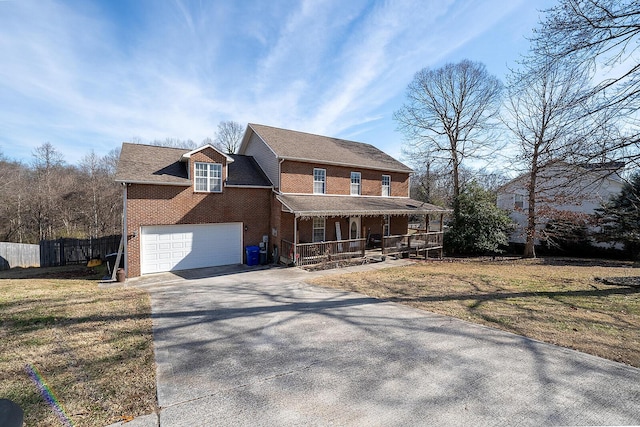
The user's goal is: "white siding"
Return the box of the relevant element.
[497,165,624,245]
[243,132,280,189]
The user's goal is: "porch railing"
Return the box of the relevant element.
[281,231,444,266]
[281,238,366,266]
[383,232,444,258]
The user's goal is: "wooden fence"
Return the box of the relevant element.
[0,242,40,270]
[39,235,121,267]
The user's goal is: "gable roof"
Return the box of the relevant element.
[115,143,272,187]
[241,123,413,173]
[181,144,235,163]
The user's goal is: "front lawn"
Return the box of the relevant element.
[310,258,640,367]
[0,266,156,426]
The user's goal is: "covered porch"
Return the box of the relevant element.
[276,194,450,267]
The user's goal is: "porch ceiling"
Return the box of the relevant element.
[277,194,451,218]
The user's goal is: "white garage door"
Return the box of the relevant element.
[140,223,243,275]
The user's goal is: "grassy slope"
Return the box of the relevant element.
[0,266,156,426]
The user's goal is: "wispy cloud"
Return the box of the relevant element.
[0,0,552,164]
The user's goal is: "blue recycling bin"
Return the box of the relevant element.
[245,245,260,266]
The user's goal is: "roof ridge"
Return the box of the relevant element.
[249,123,373,148]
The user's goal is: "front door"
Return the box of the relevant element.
[349,216,361,239]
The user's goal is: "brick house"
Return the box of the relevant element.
[116,124,448,277]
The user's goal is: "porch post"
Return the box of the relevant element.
[439,213,444,258]
[425,214,428,260]
[294,216,298,265]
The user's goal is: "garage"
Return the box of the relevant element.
[140,223,243,275]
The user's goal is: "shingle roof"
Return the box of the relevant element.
[115,143,273,187]
[247,123,413,173]
[226,154,272,187]
[115,143,190,185]
[277,194,450,218]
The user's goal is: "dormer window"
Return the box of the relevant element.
[314,168,326,194]
[350,172,361,195]
[195,162,222,192]
[382,175,391,197]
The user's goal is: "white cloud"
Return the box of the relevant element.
[0,0,555,165]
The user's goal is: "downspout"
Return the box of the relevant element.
[123,183,128,273]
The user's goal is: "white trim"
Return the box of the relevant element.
[181,144,234,163]
[279,192,409,198]
[224,184,273,189]
[312,217,326,242]
[115,179,190,186]
[350,171,361,196]
[194,162,223,193]
[382,174,391,197]
[313,168,326,194]
[238,124,280,158]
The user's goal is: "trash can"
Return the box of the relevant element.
[105,253,124,274]
[259,249,267,265]
[245,245,260,266]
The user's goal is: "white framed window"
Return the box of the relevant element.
[383,215,390,237]
[515,194,524,210]
[312,217,325,242]
[314,168,326,194]
[382,175,391,197]
[195,162,222,192]
[350,172,361,195]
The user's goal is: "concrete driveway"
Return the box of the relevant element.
[134,263,640,426]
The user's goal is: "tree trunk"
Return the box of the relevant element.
[524,151,539,258]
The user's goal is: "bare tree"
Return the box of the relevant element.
[29,143,69,240]
[0,155,28,242]
[214,120,244,154]
[394,60,503,201]
[533,0,640,163]
[503,54,593,257]
[149,138,197,150]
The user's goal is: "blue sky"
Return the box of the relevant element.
[0,0,555,165]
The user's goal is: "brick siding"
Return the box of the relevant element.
[126,183,270,277]
[280,160,409,196]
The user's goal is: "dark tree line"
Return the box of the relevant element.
[0,143,122,244]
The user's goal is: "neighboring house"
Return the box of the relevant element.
[116,124,449,277]
[496,162,625,246]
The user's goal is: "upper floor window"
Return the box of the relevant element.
[314,168,326,194]
[515,194,524,210]
[195,162,222,192]
[350,172,361,195]
[382,175,391,197]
